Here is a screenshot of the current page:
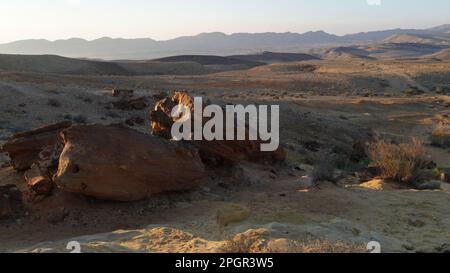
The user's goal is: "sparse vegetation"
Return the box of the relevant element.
[369,138,430,185]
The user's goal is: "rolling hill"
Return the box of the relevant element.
[152,55,263,66]
[382,34,450,45]
[422,48,450,61]
[0,54,130,75]
[323,47,373,60]
[0,54,263,76]
[229,51,320,64]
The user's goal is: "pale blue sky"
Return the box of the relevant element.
[0,0,449,43]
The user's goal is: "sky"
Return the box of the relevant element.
[0,0,449,43]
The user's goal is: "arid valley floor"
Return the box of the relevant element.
[0,55,449,253]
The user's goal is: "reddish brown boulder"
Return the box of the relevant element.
[1,122,72,171]
[54,124,206,201]
[150,92,285,164]
[0,185,23,220]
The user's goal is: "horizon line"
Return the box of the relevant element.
[2,23,448,45]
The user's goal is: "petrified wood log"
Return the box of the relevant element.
[54,124,206,201]
[149,92,285,164]
[1,122,72,171]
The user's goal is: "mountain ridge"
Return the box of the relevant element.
[1,24,448,60]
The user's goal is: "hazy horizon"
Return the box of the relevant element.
[1,0,449,44]
[1,22,449,44]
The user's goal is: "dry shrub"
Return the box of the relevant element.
[369,138,428,184]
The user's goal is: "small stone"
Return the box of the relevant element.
[216,204,250,226]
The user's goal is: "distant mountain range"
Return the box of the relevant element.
[0,24,449,60]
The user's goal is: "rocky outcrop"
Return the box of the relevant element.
[150,92,285,164]
[0,122,72,171]
[54,124,206,201]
